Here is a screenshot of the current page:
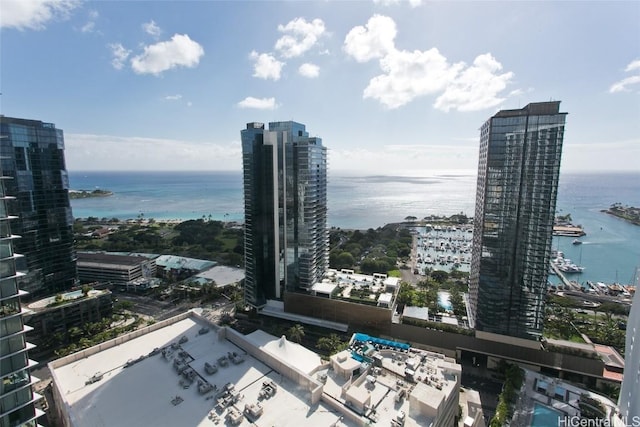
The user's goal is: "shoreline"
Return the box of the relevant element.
[601,206,640,226]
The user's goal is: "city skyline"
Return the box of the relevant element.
[1,0,638,173]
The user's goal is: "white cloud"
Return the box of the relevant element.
[345,15,514,111]
[142,20,161,38]
[625,60,640,72]
[344,15,397,63]
[65,133,242,171]
[131,34,204,76]
[80,21,95,33]
[298,63,320,78]
[373,0,423,8]
[363,48,462,109]
[109,43,132,70]
[237,97,279,110]
[164,94,182,101]
[275,18,326,58]
[609,59,640,93]
[0,0,79,30]
[79,9,98,33]
[249,51,284,81]
[434,54,513,112]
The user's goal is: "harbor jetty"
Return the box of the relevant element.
[550,263,581,291]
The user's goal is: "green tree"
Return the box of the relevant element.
[287,324,305,343]
[82,284,91,297]
[449,287,465,317]
[430,270,449,284]
[317,334,348,355]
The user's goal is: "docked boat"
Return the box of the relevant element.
[560,263,585,274]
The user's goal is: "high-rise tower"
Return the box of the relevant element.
[241,121,329,308]
[0,157,44,426]
[618,272,639,422]
[469,102,566,342]
[0,116,77,298]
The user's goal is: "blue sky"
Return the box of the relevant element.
[1,0,639,173]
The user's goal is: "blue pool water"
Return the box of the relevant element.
[438,291,452,311]
[531,402,562,427]
[352,333,410,351]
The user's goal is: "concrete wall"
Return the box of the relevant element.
[284,293,392,332]
[49,311,194,370]
[321,393,365,427]
[387,323,606,379]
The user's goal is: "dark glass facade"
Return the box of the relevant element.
[469,102,566,340]
[1,161,43,426]
[0,117,77,298]
[242,121,329,308]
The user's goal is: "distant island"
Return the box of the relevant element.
[602,203,640,226]
[69,189,113,199]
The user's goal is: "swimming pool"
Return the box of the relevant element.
[437,291,452,311]
[352,333,410,351]
[531,402,562,427]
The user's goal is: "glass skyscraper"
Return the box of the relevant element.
[0,116,77,299]
[1,158,43,426]
[469,102,566,341]
[241,121,329,308]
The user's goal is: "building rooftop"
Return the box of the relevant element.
[27,289,109,311]
[242,329,321,375]
[322,333,461,427]
[49,312,352,427]
[195,265,244,287]
[311,281,338,295]
[155,254,216,272]
[403,306,430,321]
[77,251,151,267]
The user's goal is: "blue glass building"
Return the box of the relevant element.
[241,122,329,308]
[469,102,566,341]
[0,116,77,298]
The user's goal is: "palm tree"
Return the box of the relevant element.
[287,324,305,343]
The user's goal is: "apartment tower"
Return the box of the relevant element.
[469,102,566,342]
[0,116,77,298]
[241,121,329,308]
[1,159,44,425]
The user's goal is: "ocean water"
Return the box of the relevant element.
[68,170,640,285]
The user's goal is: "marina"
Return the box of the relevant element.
[413,224,473,275]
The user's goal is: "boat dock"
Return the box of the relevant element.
[550,263,581,291]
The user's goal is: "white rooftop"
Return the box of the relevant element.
[311,281,337,295]
[383,276,400,288]
[243,330,322,375]
[196,265,245,287]
[403,305,430,321]
[49,313,354,427]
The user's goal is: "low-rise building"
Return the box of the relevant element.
[24,288,113,358]
[77,252,156,286]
